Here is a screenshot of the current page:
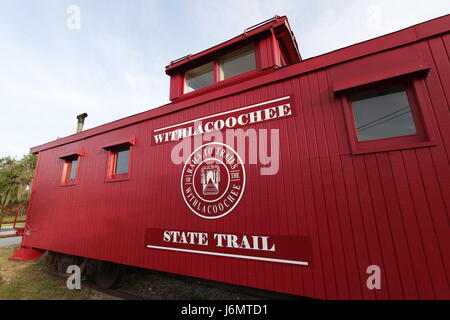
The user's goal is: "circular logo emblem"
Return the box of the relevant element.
[181,142,246,219]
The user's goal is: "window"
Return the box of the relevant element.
[68,157,78,181]
[183,44,257,94]
[342,80,433,154]
[219,44,256,81]
[105,143,133,182]
[114,147,130,175]
[184,63,214,93]
[61,155,80,185]
[350,84,417,141]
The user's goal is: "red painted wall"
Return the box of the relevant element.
[22,17,450,300]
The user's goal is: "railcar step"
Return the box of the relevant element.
[9,246,45,261]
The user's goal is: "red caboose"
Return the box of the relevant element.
[12,15,450,300]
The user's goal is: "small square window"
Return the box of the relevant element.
[351,84,417,141]
[114,147,130,175]
[106,144,132,182]
[343,80,434,155]
[219,44,256,81]
[184,63,214,93]
[61,155,79,185]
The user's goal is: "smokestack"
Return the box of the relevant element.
[76,113,88,133]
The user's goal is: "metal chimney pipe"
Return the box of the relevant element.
[76,113,88,133]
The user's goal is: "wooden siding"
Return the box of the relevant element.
[22,23,449,300]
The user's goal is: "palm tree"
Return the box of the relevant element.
[0,155,37,217]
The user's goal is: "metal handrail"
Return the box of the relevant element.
[244,15,280,34]
[12,201,28,231]
[170,54,193,65]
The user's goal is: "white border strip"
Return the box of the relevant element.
[154,96,291,133]
[147,245,309,266]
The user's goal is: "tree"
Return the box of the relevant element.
[0,154,37,216]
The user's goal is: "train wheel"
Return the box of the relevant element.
[92,261,123,289]
[55,254,78,277]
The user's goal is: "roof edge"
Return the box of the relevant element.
[165,15,297,74]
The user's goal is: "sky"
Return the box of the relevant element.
[0,0,449,158]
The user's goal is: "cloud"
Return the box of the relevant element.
[0,0,449,158]
[0,22,168,157]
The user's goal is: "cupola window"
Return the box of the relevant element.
[184,62,214,93]
[219,44,256,81]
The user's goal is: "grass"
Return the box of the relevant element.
[0,215,26,229]
[0,245,93,300]
[1,216,26,223]
[0,223,25,229]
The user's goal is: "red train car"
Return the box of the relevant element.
[12,15,450,300]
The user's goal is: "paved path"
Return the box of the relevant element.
[0,237,21,247]
[0,229,22,247]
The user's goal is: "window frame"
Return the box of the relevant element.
[341,78,435,155]
[182,43,259,94]
[104,138,135,183]
[60,154,81,186]
[218,44,257,81]
[183,62,215,94]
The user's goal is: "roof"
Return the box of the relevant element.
[30,14,450,154]
[165,15,301,75]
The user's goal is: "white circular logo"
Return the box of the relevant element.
[180,142,246,219]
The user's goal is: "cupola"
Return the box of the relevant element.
[165,15,301,101]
